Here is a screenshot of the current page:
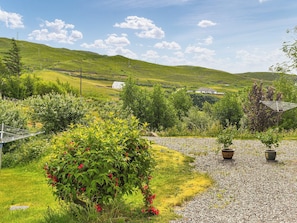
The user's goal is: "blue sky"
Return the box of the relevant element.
[0,0,297,73]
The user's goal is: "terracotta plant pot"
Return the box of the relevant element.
[222,149,235,159]
[265,149,276,161]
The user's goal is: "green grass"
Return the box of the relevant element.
[0,164,59,223]
[0,144,212,223]
[33,70,120,100]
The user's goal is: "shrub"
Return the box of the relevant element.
[28,93,87,133]
[0,99,28,129]
[2,136,49,167]
[44,116,158,216]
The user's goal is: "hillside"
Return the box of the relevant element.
[0,37,284,98]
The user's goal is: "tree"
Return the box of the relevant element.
[120,77,177,130]
[120,76,152,124]
[3,38,22,77]
[213,92,243,128]
[273,74,297,129]
[171,88,193,119]
[189,93,219,109]
[150,85,177,130]
[243,82,282,132]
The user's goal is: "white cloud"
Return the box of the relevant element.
[105,34,130,47]
[185,45,216,60]
[28,19,83,44]
[174,51,184,58]
[197,36,214,46]
[197,20,217,28]
[81,34,130,49]
[259,0,269,3]
[142,50,160,59]
[108,47,138,59]
[114,16,165,39]
[81,34,136,59]
[81,39,107,49]
[154,41,181,50]
[0,8,24,29]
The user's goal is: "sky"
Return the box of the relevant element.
[0,0,297,73]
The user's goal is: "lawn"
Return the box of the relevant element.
[0,144,212,223]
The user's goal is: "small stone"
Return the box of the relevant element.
[10,205,29,211]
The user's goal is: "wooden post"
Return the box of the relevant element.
[0,143,2,169]
[0,123,3,170]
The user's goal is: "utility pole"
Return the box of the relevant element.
[80,62,82,97]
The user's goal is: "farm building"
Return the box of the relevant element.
[112,81,125,90]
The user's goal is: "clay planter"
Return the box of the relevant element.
[222,148,235,159]
[265,149,276,161]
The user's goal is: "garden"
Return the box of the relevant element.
[1,28,297,222]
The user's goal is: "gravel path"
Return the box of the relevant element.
[147,137,297,223]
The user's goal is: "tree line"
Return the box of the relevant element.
[0,39,77,99]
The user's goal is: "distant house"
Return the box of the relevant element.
[196,87,217,94]
[112,81,125,90]
[195,87,224,95]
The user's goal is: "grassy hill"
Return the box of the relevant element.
[0,37,286,99]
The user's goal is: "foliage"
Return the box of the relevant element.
[273,74,297,130]
[277,26,297,72]
[1,144,212,223]
[258,128,281,149]
[2,38,22,77]
[243,82,282,132]
[120,76,152,124]
[2,136,48,168]
[28,92,87,133]
[150,85,177,130]
[182,107,215,132]
[217,125,237,149]
[0,99,28,129]
[170,88,193,119]
[189,93,219,109]
[121,77,177,130]
[45,116,158,216]
[212,92,243,128]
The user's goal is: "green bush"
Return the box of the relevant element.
[45,116,158,216]
[0,99,28,129]
[2,136,49,167]
[28,93,87,133]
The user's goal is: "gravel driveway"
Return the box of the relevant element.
[147,137,297,223]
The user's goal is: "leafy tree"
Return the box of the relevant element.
[189,93,219,109]
[170,88,193,119]
[120,76,152,124]
[273,74,297,129]
[243,82,282,132]
[212,92,243,128]
[120,77,177,130]
[150,85,177,130]
[3,38,22,77]
[183,106,214,131]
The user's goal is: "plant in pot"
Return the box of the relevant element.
[217,125,236,159]
[258,128,281,161]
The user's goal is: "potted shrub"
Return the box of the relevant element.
[217,126,236,159]
[258,128,281,161]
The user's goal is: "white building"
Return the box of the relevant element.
[112,81,125,90]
